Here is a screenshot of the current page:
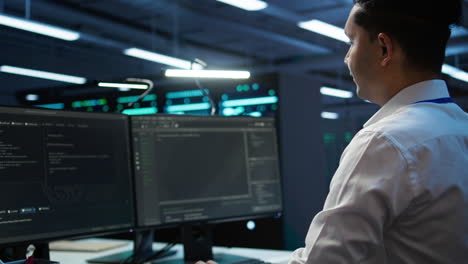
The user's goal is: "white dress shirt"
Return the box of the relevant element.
[290,80,468,263]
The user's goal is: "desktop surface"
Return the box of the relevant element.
[49,239,292,264]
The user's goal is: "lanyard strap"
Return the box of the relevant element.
[414,97,454,104]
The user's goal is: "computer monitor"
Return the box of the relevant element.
[0,106,134,261]
[130,115,282,263]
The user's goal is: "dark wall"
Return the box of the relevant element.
[278,73,329,250]
[0,95,18,105]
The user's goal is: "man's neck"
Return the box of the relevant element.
[376,72,441,106]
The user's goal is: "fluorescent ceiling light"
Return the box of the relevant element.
[165,69,250,79]
[25,94,39,101]
[117,94,156,104]
[320,86,353,99]
[124,48,203,69]
[0,14,80,41]
[166,89,209,99]
[216,0,268,11]
[166,103,211,112]
[298,19,349,43]
[450,25,468,38]
[321,111,339,120]
[0,65,86,84]
[71,99,106,108]
[222,96,278,107]
[248,111,263,117]
[122,107,158,115]
[442,64,468,82]
[222,106,245,116]
[35,103,64,109]
[98,82,148,90]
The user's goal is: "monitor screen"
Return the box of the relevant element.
[0,106,134,245]
[131,115,282,227]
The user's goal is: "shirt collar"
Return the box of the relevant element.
[364,79,450,128]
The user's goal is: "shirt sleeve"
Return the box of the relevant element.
[289,131,415,264]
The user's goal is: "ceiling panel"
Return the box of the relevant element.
[0,0,465,102]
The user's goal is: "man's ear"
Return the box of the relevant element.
[377,32,393,67]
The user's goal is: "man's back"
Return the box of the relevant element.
[365,85,468,262]
[290,80,468,263]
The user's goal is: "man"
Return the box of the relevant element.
[289,0,467,263]
[199,0,468,263]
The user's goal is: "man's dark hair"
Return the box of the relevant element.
[353,0,463,73]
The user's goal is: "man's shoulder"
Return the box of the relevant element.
[360,103,468,151]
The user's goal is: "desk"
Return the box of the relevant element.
[50,239,293,264]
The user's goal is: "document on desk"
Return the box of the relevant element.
[49,239,129,252]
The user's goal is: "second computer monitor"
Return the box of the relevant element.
[130,115,282,227]
[0,106,134,248]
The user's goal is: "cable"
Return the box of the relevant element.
[136,228,181,264]
[191,59,216,116]
[119,243,142,264]
[195,79,216,116]
[119,238,176,264]
[121,78,155,113]
[119,231,149,264]
[137,242,176,264]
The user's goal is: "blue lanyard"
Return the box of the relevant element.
[414,97,454,104]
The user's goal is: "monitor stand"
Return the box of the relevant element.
[0,243,51,263]
[87,230,176,264]
[157,224,255,264]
